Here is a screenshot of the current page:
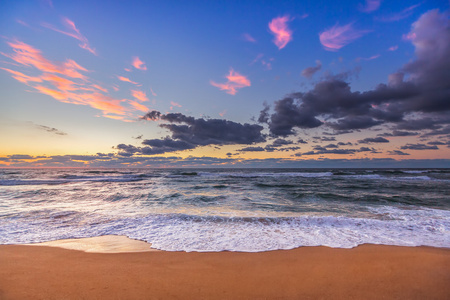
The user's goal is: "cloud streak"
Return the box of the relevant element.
[132,56,147,70]
[268,16,293,49]
[131,90,148,102]
[210,68,251,95]
[117,76,138,85]
[359,0,381,13]
[319,23,368,51]
[43,17,96,55]
[1,39,151,120]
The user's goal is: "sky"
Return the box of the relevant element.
[0,0,449,168]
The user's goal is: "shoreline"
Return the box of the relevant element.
[1,237,449,299]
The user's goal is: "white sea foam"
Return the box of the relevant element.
[129,206,450,252]
[1,168,449,252]
[3,205,448,252]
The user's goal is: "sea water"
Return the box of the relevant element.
[0,168,449,252]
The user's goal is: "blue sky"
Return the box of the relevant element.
[1,0,449,168]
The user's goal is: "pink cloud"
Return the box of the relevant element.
[34,85,67,100]
[219,110,227,117]
[0,39,151,121]
[3,40,89,80]
[388,45,398,51]
[128,100,149,112]
[41,73,78,91]
[402,32,416,41]
[319,23,368,51]
[170,101,182,110]
[242,33,256,43]
[376,4,421,22]
[92,84,108,93]
[131,90,148,102]
[81,93,127,116]
[150,87,157,97]
[117,76,138,85]
[43,17,96,55]
[0,67,42,84]
[356,54,380,62]
[359,0,381,13]
[210,68,251,95]
[268,16,293,49]
[132,56,147,70]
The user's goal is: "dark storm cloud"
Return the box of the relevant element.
[388,150,410,156]
[268,138,293,147]
[358,137,390,144]
[260,96,323,136]
[328,116,383,131]
[296,146,377,156]
[379,130,419,137]
[8,154,34,159]
[142,138,196,153]
[142,112,265,146]
[395,118,441,130]
[259,10,450,137]
[400,143,439,150]
[238,146,265,152]
[324,143,339,148]
[301,60,322,79]
[132,111,266,155]
[422,125,450,136]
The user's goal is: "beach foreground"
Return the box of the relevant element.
[0,238,449,300]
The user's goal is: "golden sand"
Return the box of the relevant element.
[0,237,449,300]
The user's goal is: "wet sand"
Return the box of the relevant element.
[0,238,449,299]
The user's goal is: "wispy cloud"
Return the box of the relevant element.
[1,39,150,120]
[242,33,256,43]
[319,23,368,51]
[356,54,380,62]
[376,3,421,22]
[268,15,293,49]
[388,45,398,51]
[128,100,149,112]
[16,19,31,28]
[43,17,96,55]
[301,60,322,79]
[117,76,138,84]
[0,67,42,84]
[132,56,147,70]
[131,90,148,102]
[92,84,108,93]
[210,68,251,95]
[31,122,67,136]
[170,101,182,110]
[359,0,381,13]
[2,40,89,79]
[250,54,273,70]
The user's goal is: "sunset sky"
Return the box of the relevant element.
[1,0,449,168]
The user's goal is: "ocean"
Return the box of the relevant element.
[0,168,449,252]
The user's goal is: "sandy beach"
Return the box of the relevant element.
[0,237,449,300]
